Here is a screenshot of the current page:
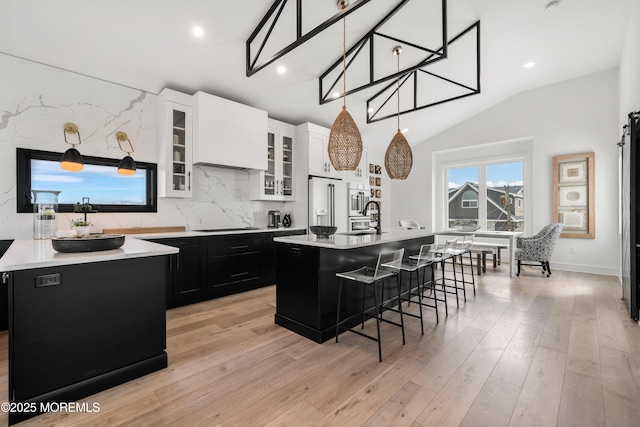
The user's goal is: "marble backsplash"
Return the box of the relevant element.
[0,53,287,239]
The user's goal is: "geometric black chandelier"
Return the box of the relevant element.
[246,0,372,77]
[319,0,448,105]
[366,20,480,123]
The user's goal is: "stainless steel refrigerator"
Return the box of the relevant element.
[308,176,346,232]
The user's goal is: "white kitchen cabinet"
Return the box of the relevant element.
[297,123,338,178]
[193,91,268,170]
[157,89,193,198]
[344,150,368,182]
[250,119,295,201]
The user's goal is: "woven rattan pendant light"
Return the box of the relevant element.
[384,46,413,180]
[328,0,363,171]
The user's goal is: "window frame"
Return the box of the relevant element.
[16,148,157,213]
[438,148,531,233]
[461,199,478,208]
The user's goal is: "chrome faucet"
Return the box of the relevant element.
[361,200,381,235]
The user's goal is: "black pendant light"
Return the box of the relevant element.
[327,0,363,171]
[60,122,84,172]
[115,131,136,175]
[384,46,413,179]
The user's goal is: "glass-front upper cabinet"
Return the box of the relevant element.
[250,119,295,201]
[157,89,193,198]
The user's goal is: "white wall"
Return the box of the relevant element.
[619,0,640,119]
[0,54,287,239]
[390,69,619,276]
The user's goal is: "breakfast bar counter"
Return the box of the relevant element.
[273,230,435,343]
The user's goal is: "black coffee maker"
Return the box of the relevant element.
[267,210,281,228]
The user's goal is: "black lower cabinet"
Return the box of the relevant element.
[7,256,167,425]
[148,230,306,309]
[148,237,207,309]
[208,235,266,298]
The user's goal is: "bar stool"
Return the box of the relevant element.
[450,235,476,301]
[433,238,461,307]
[335,248,405,362]
[407,243,449,320]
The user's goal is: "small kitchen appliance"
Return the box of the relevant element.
[268,210,281,228]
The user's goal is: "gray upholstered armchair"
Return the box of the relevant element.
[515,223,563,277]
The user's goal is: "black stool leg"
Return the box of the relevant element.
[395,274,406,345]
[468,250,476,296]
[335,278,343,343]
[451,256,460,306]
[415,269,424,333]
[459,254,467,302]
[361,283,366,329]
[438,260,449,315]
[374,280,382,362]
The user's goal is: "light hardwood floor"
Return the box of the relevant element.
[2,265,640,426]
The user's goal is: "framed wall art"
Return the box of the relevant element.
[552,152,595,238]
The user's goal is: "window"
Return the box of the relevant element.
[17,148,157,213]
[447,161,524,231]
[461,190,478,208]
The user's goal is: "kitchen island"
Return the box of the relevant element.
[0,237,178,425]
[273,230,435,343]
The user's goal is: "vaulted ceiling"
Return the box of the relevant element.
[0,0,631,151]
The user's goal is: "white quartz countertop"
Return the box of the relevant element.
[125,227,306,239]
[273,229,435,249]
[0,237,179,271]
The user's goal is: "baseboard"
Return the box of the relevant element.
[549,262,619,277]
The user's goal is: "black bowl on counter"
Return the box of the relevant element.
[52,234,125,253]
[309,226,337,238]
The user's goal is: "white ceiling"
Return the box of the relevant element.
[0,0,631,151]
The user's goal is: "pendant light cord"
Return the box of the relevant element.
[343,17,347,109]
[397,51,400,132]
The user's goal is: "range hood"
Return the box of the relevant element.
[193,91,268,171]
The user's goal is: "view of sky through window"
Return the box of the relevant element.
[30,159,146,205]
[448,162,523,188]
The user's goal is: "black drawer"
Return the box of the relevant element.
[210,253,263,287]
[209,236,263,258]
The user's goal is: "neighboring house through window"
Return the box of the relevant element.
[434,139,532,233]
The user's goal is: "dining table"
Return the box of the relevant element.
[434,230,523,277]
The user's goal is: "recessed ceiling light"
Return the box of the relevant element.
[332,91,341,99]
[546,0,561,12]
[276,65,286,74]
[524,61,536,69]
[192,26,204,38]
[401,128,409,134]
[367,107,374,114]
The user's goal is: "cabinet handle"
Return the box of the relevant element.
[231,272,249,278]
[230,245,249,250]
[188,171,191,191]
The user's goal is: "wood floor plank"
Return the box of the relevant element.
[315,357,425,426]
[490,323,544,387]
[508,347,567,427]
[415,346,505,427]
[362,381,436,427]
[600,346,640,427]
[597,309,632,353]
[565,317,601,378]
[538,311,573,354]
[459,376,521,427]
[557,370,605,427]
